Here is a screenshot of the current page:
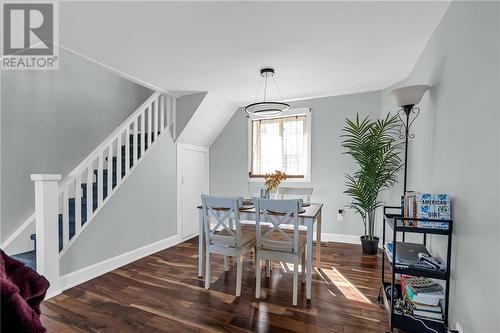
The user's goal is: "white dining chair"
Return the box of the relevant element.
[253,198,306,306]
[278,187,313,204]
[201,195,256,297]
[248,186,267,198]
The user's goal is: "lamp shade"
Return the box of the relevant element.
[389,85,431,107]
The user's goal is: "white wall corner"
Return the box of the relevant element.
[177,92,238,147]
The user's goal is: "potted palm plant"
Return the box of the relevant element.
[341,113,403,255]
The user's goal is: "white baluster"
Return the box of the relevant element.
[125,125,131,174]
[141,109,146,157]
[86,164,93,222]
[97,153,103,206]
[153,99,158,141]
[62,186,70,248]
[147,105,152,148]
[133,118,138,165]
[160,95,165,132]
[117,132,122,183]
[75,176,82,235]
[31,174,61,296]
[107,143,113,194]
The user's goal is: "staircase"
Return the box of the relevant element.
[12,92,176,281]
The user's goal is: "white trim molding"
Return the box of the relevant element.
[57,234,182,297]
[318,233,361,244]
[1,214,35,255]
[176,143,209,240]
[248,106,312,183]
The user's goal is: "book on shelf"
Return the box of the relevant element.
[410,300,442,313]
[416,221,449,229]
[406,277,443,294]
[401,276,445,321]
[405,283,444,306]
[413,309,443,320]
[401,192,451,228]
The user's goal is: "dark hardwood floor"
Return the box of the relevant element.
[41,238,399,332]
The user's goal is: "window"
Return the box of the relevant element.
[248,109,311,181]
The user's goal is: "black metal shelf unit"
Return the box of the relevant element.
[381,206,453,333]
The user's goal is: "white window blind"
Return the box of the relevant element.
[250,115,307,178]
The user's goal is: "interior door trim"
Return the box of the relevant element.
[176,143,210,240]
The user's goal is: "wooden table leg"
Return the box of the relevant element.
[306,220,313,300]
[198,209,204,277]
[315,209,322,267]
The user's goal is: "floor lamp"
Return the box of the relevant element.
[389,84,431,196]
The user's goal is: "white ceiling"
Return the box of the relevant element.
[60,1,449,105]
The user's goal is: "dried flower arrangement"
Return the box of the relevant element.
[264,170,287,193]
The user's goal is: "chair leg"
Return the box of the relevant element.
[293,261,299,306]
[266,260,272,277]
[224,256,229,272]
[205,251,211,290]
[301,251,306,284]
[255,252,261,299]
[236,255,243,297]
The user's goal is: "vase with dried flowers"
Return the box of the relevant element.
[264,170,287,198]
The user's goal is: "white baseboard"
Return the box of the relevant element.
[318,233,360,244]
[56,234,182,297]
[52,231,370,299]
[1,214,35,255]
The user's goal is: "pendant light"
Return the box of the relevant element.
[245,67,290,117]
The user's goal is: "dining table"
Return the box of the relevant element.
[197,202,323,300]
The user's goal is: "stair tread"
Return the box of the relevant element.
[11,250,36,271]
[33,132,164,254]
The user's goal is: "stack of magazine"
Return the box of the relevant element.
[402,276,445,321]
[402,192,451,229]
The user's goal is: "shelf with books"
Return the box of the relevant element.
[381,282,447,333]
[384,213,452,235]
[381,203,453,333]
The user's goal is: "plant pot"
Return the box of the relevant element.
[360,236,379,255]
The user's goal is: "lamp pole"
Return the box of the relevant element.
[402,105,413,195]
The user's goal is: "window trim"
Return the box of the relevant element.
[247,107,312,183]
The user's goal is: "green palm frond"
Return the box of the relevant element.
[342,113,403,240]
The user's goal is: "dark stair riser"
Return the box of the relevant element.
[31,132,160,254]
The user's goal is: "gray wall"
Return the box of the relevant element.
[1,49,152,242]
[210,91,381,236]
[60,131,177,274]
[175,92,207,139]
[380,2,499,331]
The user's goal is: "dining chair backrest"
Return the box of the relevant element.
[278,187,313,204]
[201,195,243,248]
[253,198,301,254]
[248,186,267,198]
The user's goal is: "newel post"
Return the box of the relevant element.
[31,174,61,296]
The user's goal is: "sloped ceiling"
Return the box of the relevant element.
[177,93,236,147]
[59,1,450,105]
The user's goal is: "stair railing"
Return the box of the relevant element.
[31,92,176,294]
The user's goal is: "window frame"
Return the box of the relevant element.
[247,107,312,183]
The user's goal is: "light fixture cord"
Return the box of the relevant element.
[264,73,268,102]
[254,76,264,102]
[273,76,285,102]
